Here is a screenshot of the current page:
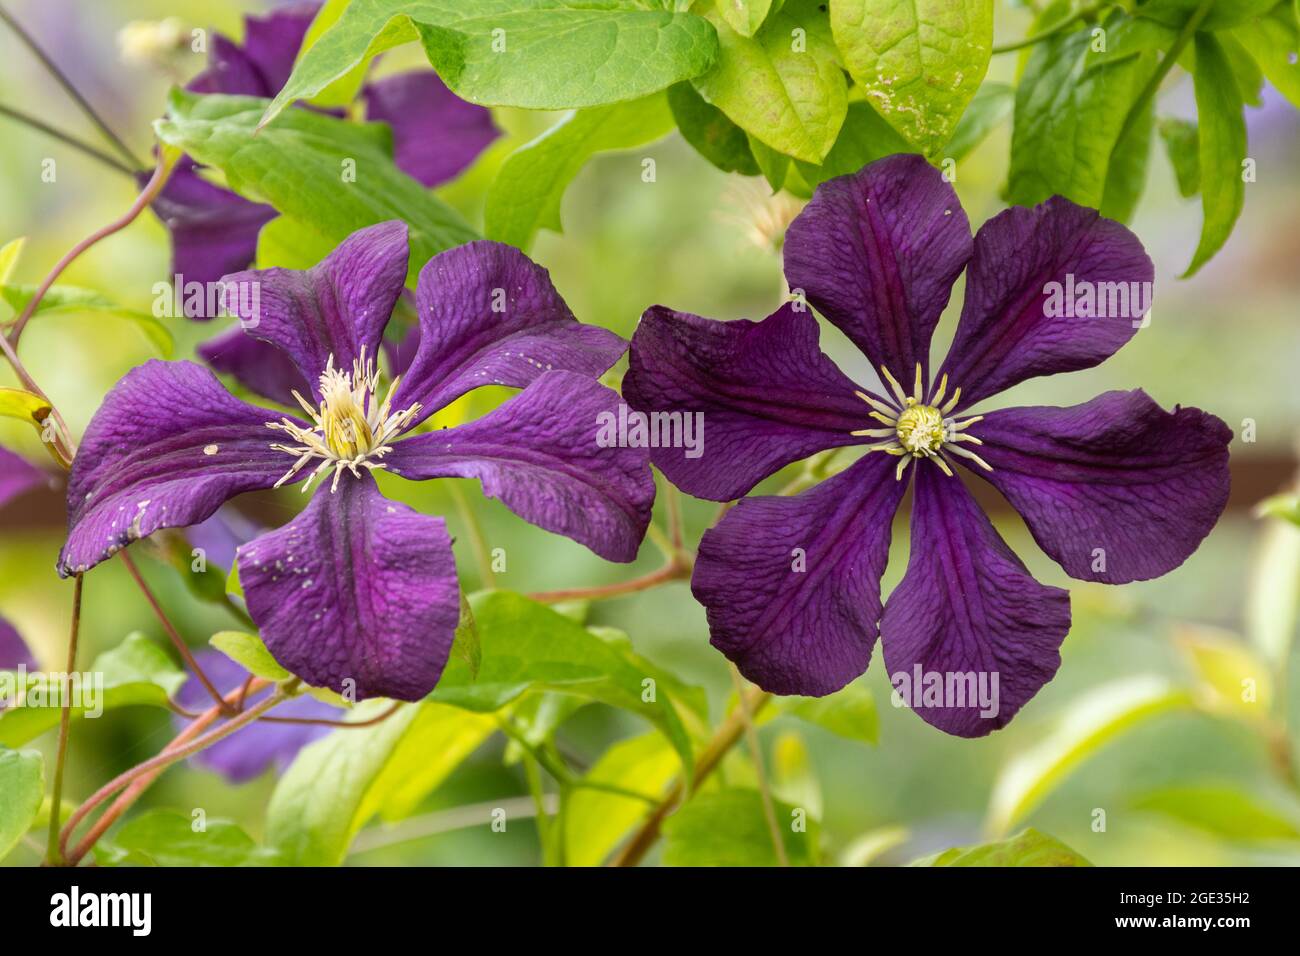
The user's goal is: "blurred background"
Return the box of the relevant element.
[2,0,1298,866]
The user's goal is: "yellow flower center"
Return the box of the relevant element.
[267,351,421,493]
[895,404,946,455]
[849,363,993,481]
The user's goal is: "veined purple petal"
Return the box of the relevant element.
[881,466,1070,738]
[387,371,654,563]
[197,325,312,407]
[937,197,1155,410]
[692,453,907,696]
[623,303,872,502]
[363,71,500,187]
[968,391,1231,584]
[188,3,319,98]
[58,360,296,576]
[0,445,47,510]
[0,617,37,670]
[221,221,409,397]
[238,475,460,701]
[144,160,277,316]
[175,650,339,783]
[391,241,625,421]
[783,154,972,391]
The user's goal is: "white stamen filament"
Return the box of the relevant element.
[851,363,990,480]
[268,350,422,493]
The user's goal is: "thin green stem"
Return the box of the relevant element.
[0,104,136,177]
[730,665,788,867]
[992,1,1111,54]
[448,481,497,588]
[44,573,82,866]
[1113,0,1215,148]
[0,4,143,170]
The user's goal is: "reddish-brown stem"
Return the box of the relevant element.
[8,149,173,346]
[118,549,232,713]
[529,558,691,605]
[609,686,771,867]
[257,700,402,729]
[60,680,280,865]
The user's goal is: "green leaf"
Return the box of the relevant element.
[694,0,848,164]
[451,590,481,681]
[662,789,819,866]
[911,828,1092,867]
[667,82,759,175]
[1133,784,1300,842]
[771,730,822,819]
[0,284,172,357]
[1233,5,1300,110]
[716,0,777,37]
[564,733,680,866]
[0,747,43,862]
[1137,0,1278,32]
[1257,492,1300,527]
[0,632,187,747]
[794,101,911,188]
[1172,623,1271,720]
[774,680,877,744]
[261,0,719,125]
[1007,14,1165,211]
[155,90,478,284]
[484,94,674,251]
[1158,116,1201,197]
[746,134,790,190]
[255,215,337,271]
[0,237,25,283]
[210,631,291,682]
[985,676,1193,836]
[1183,32,1247,277]
[941,81,1014,162]
[94,810,282,866]
[831,0,993,159]
[1219,32,1266,105]
[267,699,495,864]
[1099,95,1154,224]
[0,387,51,431]
[1245,518,1300,667]
[433,591,694,776]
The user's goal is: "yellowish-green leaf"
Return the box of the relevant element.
[911,828,1091,867]
[0,238,25,284]
[210,631,291,682]
[986,676,1194,836]
[0,387,51,431]
[1134,783,1300,843]
[564,733,679,866]
[1245,518,1300,667]
[1172,623,1271,721]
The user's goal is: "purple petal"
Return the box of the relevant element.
[391,241,626,421]
[691,454,907,696]
[881,466,1070,738]
[937,197,1155,410]
[387,371,654,563]
[0,617,37,670]
[623,303,873,501]
[363,71,501,187]
[0,446,47,511]
[238,476,460,701]
[188,3,319,98]
[186,507,266,573]
[783,154,972,390]
[58,360,295,576]
[221,221,410,397]
[968,391,1231,584]
[144,160,277,315]
[175,650,339,783]
[198,325,312,407]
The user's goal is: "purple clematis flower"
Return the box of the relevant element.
[0,617,37,672]
[175,650,339,783]
[57,221,653,701]
[625,154,1232,737]
[151,1,499,317]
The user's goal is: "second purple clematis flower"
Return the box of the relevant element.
[58,221,653,702]
[625,154,1232,737]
